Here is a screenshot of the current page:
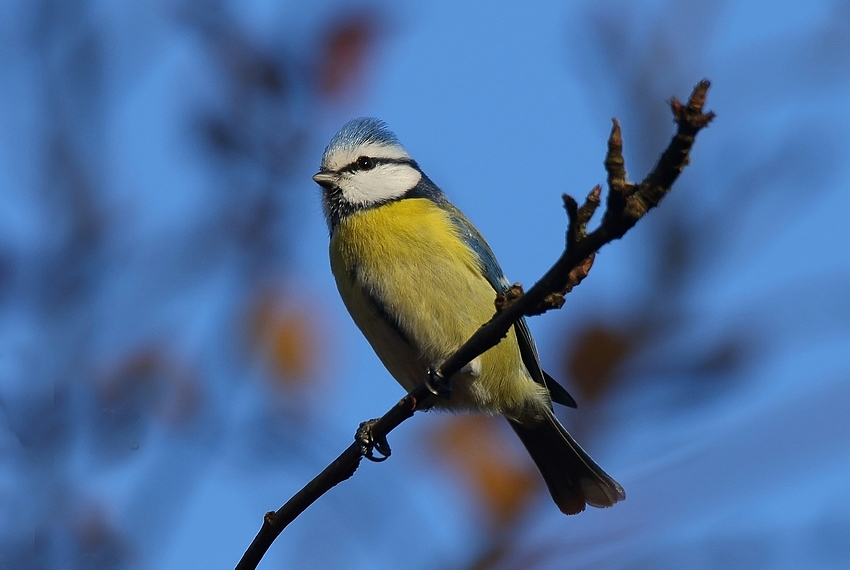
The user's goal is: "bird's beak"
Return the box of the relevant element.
[312,171,337,189]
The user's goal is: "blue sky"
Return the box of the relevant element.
[2,0,849,568]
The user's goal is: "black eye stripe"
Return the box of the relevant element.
[338,157,417,173]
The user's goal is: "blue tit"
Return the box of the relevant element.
[313,118,625,514]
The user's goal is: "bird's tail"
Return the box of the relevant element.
[508,411,625,515]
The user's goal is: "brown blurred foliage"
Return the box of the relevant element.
[317,13,381,100]
[428,416,542,528]
[566,325,634,401]
[71,505,129,568]
[248,290,319,389]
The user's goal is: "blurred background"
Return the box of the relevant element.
[2,0,849,568]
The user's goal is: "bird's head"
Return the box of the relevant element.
[313,118,423,230]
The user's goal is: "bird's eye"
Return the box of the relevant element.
[356,156,376,170]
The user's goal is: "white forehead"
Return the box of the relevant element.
[321,141,411,172]
[320,117,412,172]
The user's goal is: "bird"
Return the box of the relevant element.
[312,117,625,514]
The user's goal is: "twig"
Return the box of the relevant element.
[439,80,714,379]
[236,80,714,569]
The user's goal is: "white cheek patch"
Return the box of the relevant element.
[340,163,422,206]
[323,142,410,172]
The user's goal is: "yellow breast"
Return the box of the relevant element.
[329,198,547,416]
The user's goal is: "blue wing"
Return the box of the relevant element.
[441,202,577,409]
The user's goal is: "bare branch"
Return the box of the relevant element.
[236,80,714,569]
[236,392,425,569]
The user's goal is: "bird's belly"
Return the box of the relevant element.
[335,277,491,411]
[329,199,546,415]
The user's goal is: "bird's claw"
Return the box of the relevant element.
[425,366,453,400]
[357,419,391,462]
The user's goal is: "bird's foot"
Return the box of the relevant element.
[356,419,391,462]
[425,366,453,400]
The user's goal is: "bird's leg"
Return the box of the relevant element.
[425,365,453,400]
[356,419,391,462]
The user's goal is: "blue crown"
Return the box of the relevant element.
[322,117,401,161]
